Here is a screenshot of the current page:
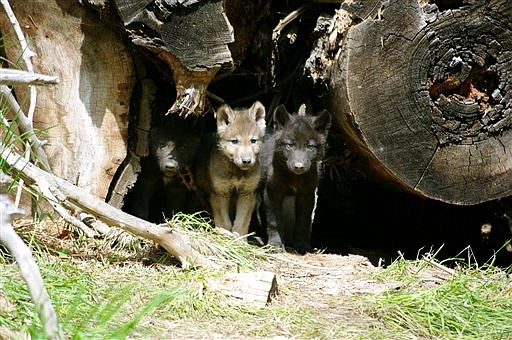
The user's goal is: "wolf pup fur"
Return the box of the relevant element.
[262,104,331,254]
[123,117,201,223]
[194,101,266,239]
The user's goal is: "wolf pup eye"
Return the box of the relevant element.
[250,138,258,144]
[230,139,239,145]
[306,142,317,150]
[159,142,166,148]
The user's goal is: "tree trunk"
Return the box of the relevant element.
[323,0,512,205]
[0,0,135,200]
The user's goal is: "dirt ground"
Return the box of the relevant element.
[263,252,400,333]
[10,217,413,338]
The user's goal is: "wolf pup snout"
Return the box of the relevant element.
[194,101,266,240]
[262,103,331,254]
[155,142,180,177]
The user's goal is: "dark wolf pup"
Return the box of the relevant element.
[261,103,331,254]
[123,117,202,223]
[194,101,266,240]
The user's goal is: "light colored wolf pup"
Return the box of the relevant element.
[195,101,266,240]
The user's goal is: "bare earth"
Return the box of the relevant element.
[11,218,407,338]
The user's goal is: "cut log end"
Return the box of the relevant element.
[326,0,512,205]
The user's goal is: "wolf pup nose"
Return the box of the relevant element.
[194,101,266,240]
[262,103,331,254]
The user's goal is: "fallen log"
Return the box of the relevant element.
[312,0,512,205]
[0,145,217,269]
[0,0,136,201]
[84,0,234,117]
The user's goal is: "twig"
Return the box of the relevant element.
[0,69,59,85]
[1,147,98,237]
[0,85,51,171]
[1,0,42,210]
[0,193,61,339]
[422,254,456,276]
[0,0,37,119]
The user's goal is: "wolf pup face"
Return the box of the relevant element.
[274,104,331,175]
[150,119,201,180]
[216,101,266,171]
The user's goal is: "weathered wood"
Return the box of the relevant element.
[0,69,59,86]
[106,76,157,209]
[0,0,135,200]
[96,0,234,116]
[206,271,278,307]
[321,0,512,205]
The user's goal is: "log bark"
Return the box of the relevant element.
[85,0,234,117]
[322,0,512,205]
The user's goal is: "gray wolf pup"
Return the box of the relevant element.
[194,101,266,239]
[261,103,331,254]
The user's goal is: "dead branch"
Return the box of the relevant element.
[0,144,217,269]
[0,0,37,119]
[0,85,51,172]
[1,0,48,209]
[0,69,59,85]
[0,192,61,339]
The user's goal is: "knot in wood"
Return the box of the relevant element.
[410,11,512,145]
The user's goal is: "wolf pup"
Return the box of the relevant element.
[123,117,202,223]
[261,103,331,254]
[194,101,266,240]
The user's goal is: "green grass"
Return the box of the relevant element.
[366,255,512,339]
[3,214,512,339]
[0,214,323,339]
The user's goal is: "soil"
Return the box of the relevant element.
[8,217,409,338]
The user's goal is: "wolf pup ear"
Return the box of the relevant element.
[249,101,266,132]
[249,101,265,120]
[216,104,234,127]
[313,109,331,134]
[297,103,307,116]
[273,104,291,129]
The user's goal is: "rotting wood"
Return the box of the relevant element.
[206,271,278,308]
[0,144,217,269]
